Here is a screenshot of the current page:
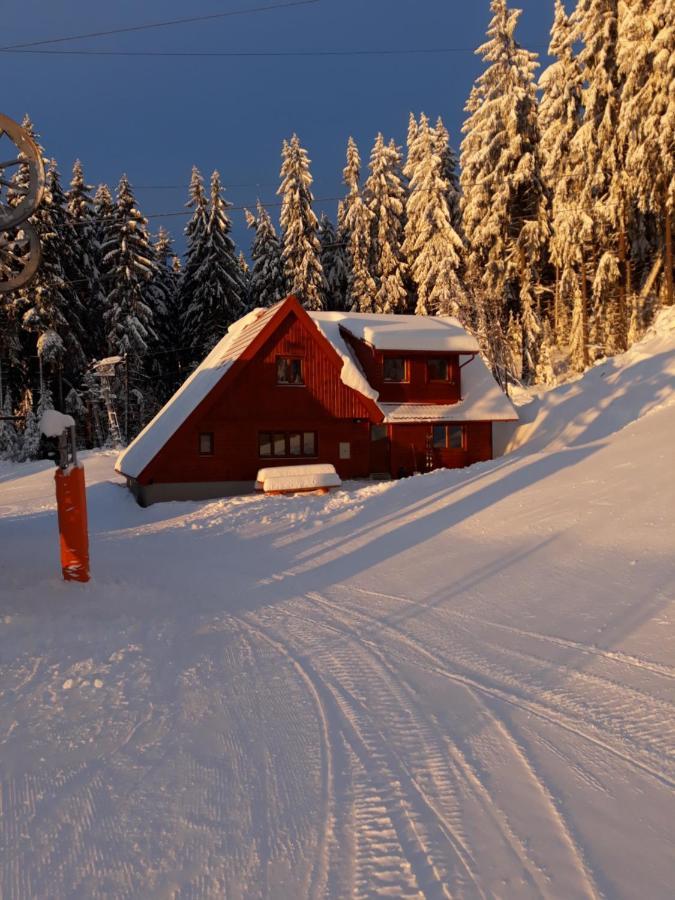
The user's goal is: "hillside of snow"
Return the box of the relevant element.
[1,312,674,899]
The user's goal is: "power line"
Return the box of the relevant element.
[5,46,481,59]
[0,0,320,51]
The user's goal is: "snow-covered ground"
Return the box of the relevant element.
[1,314,674,899]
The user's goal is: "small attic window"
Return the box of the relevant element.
[383,357,407,382]
[199,432,214,455]
[277,356,304,385]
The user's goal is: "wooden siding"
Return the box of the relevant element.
[341,329,461,404]
[141,307,375,485]
[388,422,493,477]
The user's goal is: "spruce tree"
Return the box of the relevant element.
[179,167,209,350]
[364,135,408,314]
[246,202,286,308]
[618,0,674,309]
[19,160,87,394]
[152,227,183,399]
[67,160,105,361]
[460,0,547,381]
[102,175,158,365]
[539,0,586,348]
[0,389,18,460]
[572,0,626,352]
[318,214,349,311]
[278,135,327,310]
[184,170,247,355]
[403,117,466,317]
[434,117,462,233]
[341,137,377,312]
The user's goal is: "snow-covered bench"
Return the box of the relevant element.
[255,464,341,495]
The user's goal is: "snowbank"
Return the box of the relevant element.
[507,307,675,454]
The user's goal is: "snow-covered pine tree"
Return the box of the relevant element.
[572,0,626,354]
[102,174,158,369]
[93,183,115,301]
[178,166,209,351]
[246,201,287,308]
[184,170,247,355]
[539,0,586,348]
[19,160,87,401]
[460,0,547,381]
[151,227,183,399]
[434,117,462,233]
[278,135,327,310]
[317,214,349,311]
[364,135,408,314]
[0,389,18,460]
[402,116,466,317]
[403,112,424,183]
[19,404,41,462]
[618,0,674,310]
[67,160,105,362]
[341,137,377,312]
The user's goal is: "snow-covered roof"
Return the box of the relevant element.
[116,303,283,479]
[379,353,517,423]
[311,311,479,353]
[309,314,379,401]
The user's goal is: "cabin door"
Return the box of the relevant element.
[369,424,390,476]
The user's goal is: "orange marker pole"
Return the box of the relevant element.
[54,460,90,583]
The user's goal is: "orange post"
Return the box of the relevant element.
[54,464,90,582]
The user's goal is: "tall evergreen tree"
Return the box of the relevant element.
[572,0,627,354]
[364,135,408,314]
[539,0,587,352]
[278,135,327,310]
[102,175,158,365]
[19,160,87,398]
[0,389,18,460]
[460,0,547,380]
[434,117,462,232]
[67,160,105,361]
[245,202,286,308]
[184,170,247,354]
[318,214,349,311]
[152,227,183,398]
[402,118,466,317]
[618,0,674,309]
[341,137,377,312]
[93,183,115,318]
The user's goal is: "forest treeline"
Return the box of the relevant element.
[0,0,672,459]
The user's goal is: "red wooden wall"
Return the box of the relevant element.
[342,330,461,404]
[141,308,375,485]
[388,422,493,477]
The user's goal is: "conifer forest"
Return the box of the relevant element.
[0,0,673,459]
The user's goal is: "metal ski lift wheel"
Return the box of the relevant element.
[0,113,45,229]
[0,222,41,291]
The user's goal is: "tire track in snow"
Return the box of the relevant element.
[234,615,337,900]
[242,610,460,899]
[300,593,592,900]
[302,591,608,900]
[347,585,675,682]
[290,600,553,899]
[334,586,675,778]
[323,587,675,791]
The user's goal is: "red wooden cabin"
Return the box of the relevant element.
[116,296,517,504]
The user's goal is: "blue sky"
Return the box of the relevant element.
[4,0,555,255]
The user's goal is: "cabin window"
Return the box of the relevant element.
[371,424,387,442]
[199,432,214,455]
[432,425,446,449]
[432,424,466,450]
[258,431,318,458]
[383,357,406,382]
[428,358,450,381]
[277,356,304,385]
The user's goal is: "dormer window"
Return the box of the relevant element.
[428,358,451,381]
[383,357,407,382]
[277,356,304,385]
